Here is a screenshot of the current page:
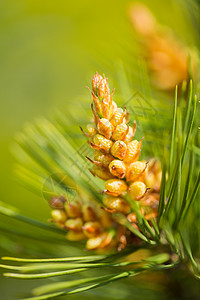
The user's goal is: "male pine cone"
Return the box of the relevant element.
[84,72,160,215]
[50,73,161,251]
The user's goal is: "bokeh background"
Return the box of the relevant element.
[0,0,199,299]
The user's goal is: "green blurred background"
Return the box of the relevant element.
[0,0,199,299]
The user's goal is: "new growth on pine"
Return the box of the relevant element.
[50,73,161,251]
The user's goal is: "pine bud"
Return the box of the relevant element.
[97,78,110,101]
[92,134,113,153]
[126,161,147,182]
[105,179,128,196]
[93,151,114,167]
[110,108,124,126]
[49,73,162,252]
[91,92,102,116]
[65,218,83,231]
[86,124,98,137]
[124,125,136,143]
[49,196,66,209]
[97,118,114,139]
[128,181,146,200]
[51,209,67,223]
[64,201,82,218]
[111,141,127,160]
[82,221,102,238]
[123,140,141,163]
[92,72,103,95]
[103,195,130,214]
[86,233,107,250]
[90,166,114,180]
[109,160,126,179]
[127,212,137,223]
[144,172,156,189]
[112,123,128,141]
[111,101,118,116]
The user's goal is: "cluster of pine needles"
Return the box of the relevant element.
[0,68,199,300]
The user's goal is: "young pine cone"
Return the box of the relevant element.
[49,195,124,251]
[82,73,160,220]
[49,73,162,252]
